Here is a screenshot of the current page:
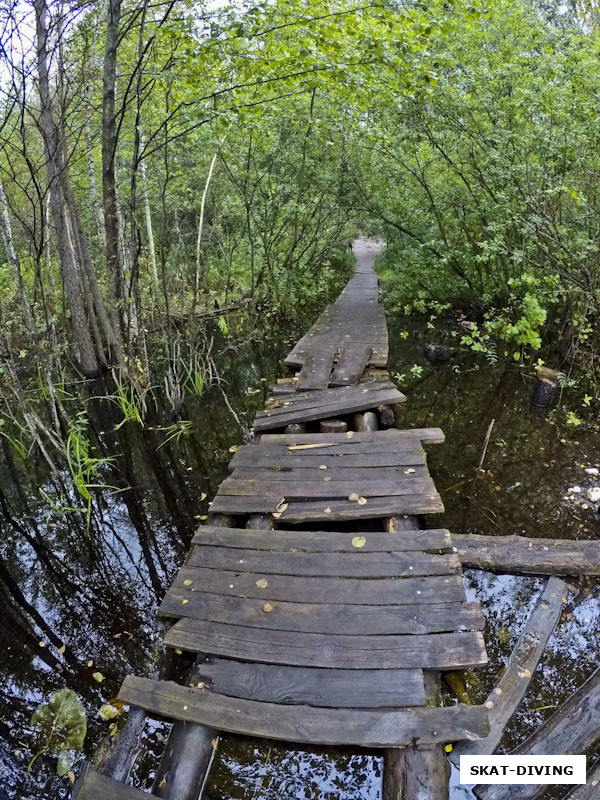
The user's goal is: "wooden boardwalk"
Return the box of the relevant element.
[79,240,490,800]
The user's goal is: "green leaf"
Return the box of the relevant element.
[30,689,87,776]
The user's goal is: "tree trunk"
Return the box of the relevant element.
[0,177,35,334]
[102,0,127,366]
[34,0,101,377]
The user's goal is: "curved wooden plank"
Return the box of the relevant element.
[159,590,485,635]
[229,450,426,469]
[172,567,465,604]
[191,526,453,553]
[164,619,488,670]
[195,659,426,708]
[258,429,445,444]
[186,547,461,577]
[119,676,490,748]
[278,494,445,521]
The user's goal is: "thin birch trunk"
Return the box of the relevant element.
[0,177,35,334]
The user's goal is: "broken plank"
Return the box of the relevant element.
[331,344,373,386]
[119,676,490,748]
[208,496,284,515]
[454,533,600,576]
[165,619,488,670]
[191,525,453,553]
[194,658,426,708]
[297,347,337,390]
[452,577,566,759]
[172,567,466,604]
[475,667,600,800]
[186,546,462,578]
[159,591,485,635]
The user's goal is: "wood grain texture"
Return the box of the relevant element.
[119,676,490,747]
[194,658,427,708]
[191,525,453,553]
[218,476,436,499]
[159,590,485,635]
[164,619,488,670]
[297,347,337,390]
[454,533,600,576]
[172,567,466,604]
[277,494,445,521]
[257,429,445,444]
[186,546,461,577]
[330,345,372,385]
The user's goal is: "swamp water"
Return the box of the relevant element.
[1,308,598,800]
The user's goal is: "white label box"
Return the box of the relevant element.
[460,755,586,785]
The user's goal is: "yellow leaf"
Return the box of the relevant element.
[256,578,268,589]
[108,722,118,737]
[404,468,416,475]
[324,507,332,513]
[182,599,189,605]
[263,602,274,612]
[319,465,327,470]
[58,644,66,654]
[197,682,205,689]
[92,672,104,683]
[352,536,367,549]
[99,703,122,721]
[346,431,355,438]
[200,492,207,501]
[38,641,46,648]
[87,660,94,667]
[184,579,193,586]
[348,493,359,502]
[357,496,367,505]
[175,648,183,655]
[66,771,76,784]
[324,476,332,482]
[199,514,208,521]
[445,744,453,753]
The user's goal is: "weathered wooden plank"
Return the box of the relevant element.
[191,525,453,553]
[195,658,427,708]
[218,476,436,499]
[330,345,373,386]
[278,493,445,521]
[254,389,405,431]
[453,577,566,760]
[231,465,430,480]
[159,590,485,634]
[475,668,600,800]
[172,567,466,604]
[208,495,284,515]
[229,450,427,469]
[78,772,157,800]
[258,428,445,444]
[454,533,600,576]
[297,347,337,390]
[187,546,461,577]
[165,619,488,670]
[260,379,396,414]
[119,676,490,747]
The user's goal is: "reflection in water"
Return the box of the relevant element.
[0,308,598,800]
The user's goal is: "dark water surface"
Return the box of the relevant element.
[1,302,599,799]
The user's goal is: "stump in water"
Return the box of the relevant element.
[320,418,348,433]
[532,367,560,408]
[424,344,451,364]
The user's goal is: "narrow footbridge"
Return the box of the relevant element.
[79,240,491,799]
